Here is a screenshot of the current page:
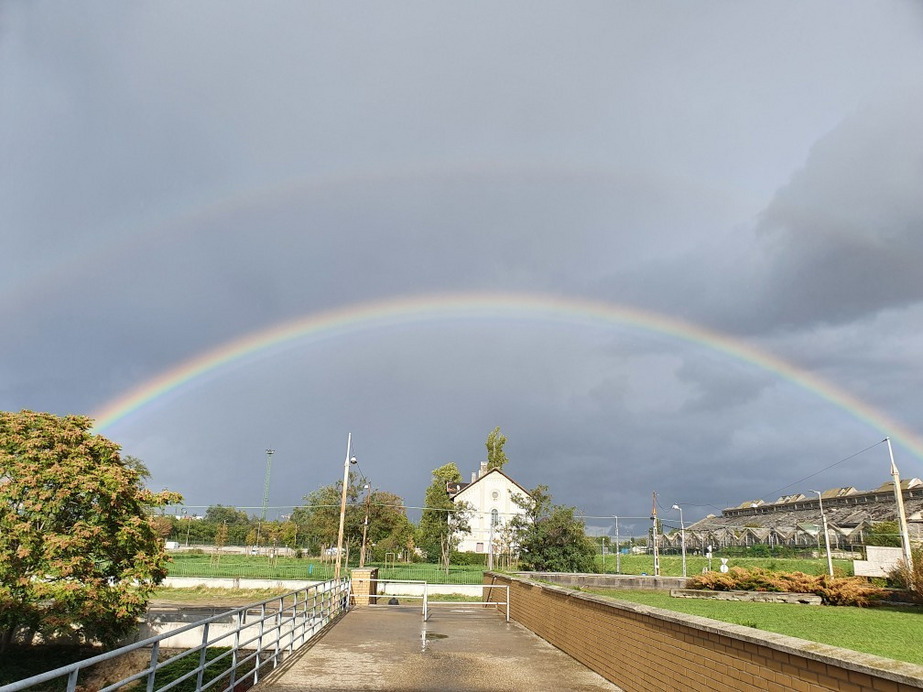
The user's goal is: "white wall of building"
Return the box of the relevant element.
[453,468,527,553]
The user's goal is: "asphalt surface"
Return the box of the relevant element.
[257,604,621,691]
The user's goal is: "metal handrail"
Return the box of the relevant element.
[423,584,509,622]
[1,577,351,692]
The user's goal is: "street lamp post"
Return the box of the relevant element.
[672,504,686,578]
[335,433,357,580]
[811,490,834,577]
[651,492,660,577]
[613,516,621,574]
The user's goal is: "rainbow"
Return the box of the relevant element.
[90,292,923,461]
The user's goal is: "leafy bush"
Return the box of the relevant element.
[687,567,885,607]
[814,575,884,607]
[888,549,923,603]
[448,552,488,566]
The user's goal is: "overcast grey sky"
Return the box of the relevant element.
[3,2,922,535]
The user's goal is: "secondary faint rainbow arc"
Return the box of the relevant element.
[90,292,923,461]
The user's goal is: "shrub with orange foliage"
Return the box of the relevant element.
[686,567,885,607]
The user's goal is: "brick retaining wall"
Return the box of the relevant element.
[484,572,923,691]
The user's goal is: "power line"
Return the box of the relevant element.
[756,439,886,502]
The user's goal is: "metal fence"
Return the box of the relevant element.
[165,555,486,584]
[1,578,351,692]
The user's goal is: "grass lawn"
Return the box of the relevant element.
[597,554,854,577]
[152,585,290,605]
[587,588,923,666]
[167,552,486,584]
[169,551,855,583]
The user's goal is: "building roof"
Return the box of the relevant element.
[686,478,923,534]
[876,478,923,492]
[821,487,857,499]
[447,467,530,502]
[775,493,805,504]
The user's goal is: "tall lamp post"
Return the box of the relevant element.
[335,434,357,580]
[651,492,660,577]
[672,504,686,578]
[811,490,834,577]
[614,516,621,574]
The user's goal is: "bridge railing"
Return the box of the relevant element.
[2,577,351,692]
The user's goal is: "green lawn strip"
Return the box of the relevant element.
[596,555,854,577]
[372,563,485,584]
[167,553,485,584]
[152,586,290,605]
[587,589,922,665]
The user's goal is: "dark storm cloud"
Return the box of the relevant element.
[3,2,923,526]
[751,93,923,329]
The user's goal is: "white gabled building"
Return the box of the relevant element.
[448,461,528,553]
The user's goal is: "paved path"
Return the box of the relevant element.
[258,604,621,691]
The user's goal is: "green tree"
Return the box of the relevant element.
[441,502,473,573]
[418,462,463,561]
[279,520,299,551]
[203,505,253,545]
[866,521,902,547]
[121,455,151,483]
[292,474,362,554]
[363,490,415,562]
[0,410,181,652]
[213,522,228,565]
[485,426,509,471]
[292,478,414,560]
[510,485,596,573]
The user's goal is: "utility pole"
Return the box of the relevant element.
[885,437,914,576]
[672,504,686,578]
[335,434,357,580]
[261,448,275,522]
[359,483,372,568]
[651,492,660,577]
[811,490,834,577]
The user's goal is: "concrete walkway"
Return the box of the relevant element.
[258,604,621,691]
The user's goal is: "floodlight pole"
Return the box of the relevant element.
[261,448,275,522]
[811,490,834,577]
[885,437,914,575]
[335,433,356,580]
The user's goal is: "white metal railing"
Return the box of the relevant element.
[350,578,428,607]
[349,578,509,623]
[423,584,509,622]
[1,578,351,692]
